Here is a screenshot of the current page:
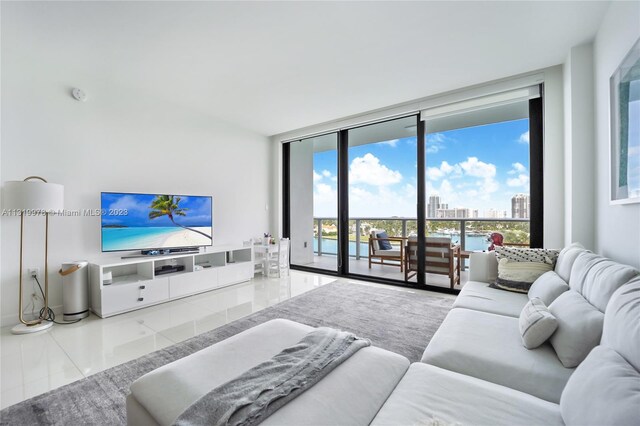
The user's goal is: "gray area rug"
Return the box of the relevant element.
[0,281,453,425]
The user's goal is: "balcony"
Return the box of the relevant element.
[307,217,530,290]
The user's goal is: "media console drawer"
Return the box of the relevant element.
[101,278,169,317]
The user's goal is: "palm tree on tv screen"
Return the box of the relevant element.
[148,195,212,240]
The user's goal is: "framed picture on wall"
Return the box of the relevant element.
[610,37,640,205]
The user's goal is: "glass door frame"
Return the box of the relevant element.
[282,86,544,294]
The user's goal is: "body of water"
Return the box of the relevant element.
[313,233,489,256]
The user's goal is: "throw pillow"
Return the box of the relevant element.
[528,271,570,305]
[548,290,604,368]
[491,258,553,293]
[495,246,560,267]
[376,231,393,250]
[519,298,558,349]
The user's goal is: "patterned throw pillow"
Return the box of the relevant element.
[491,258,554,293]
[495,246,560,267]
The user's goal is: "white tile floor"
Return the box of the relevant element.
[0,270,454,410]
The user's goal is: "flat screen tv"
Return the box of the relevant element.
[101,192,213,253]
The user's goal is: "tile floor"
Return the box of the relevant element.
[0,270,454,410]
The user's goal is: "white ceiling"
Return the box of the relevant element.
[2,1,610,136]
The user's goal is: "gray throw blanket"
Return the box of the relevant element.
[173,327,370,426]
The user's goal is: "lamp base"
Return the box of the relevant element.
[11,321,53,335]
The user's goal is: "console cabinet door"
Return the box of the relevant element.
[101,278,169,317]
[169,268,218,298]
[218,263,253,287]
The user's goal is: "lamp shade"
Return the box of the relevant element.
[4,180,64,211]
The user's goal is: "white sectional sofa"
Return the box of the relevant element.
[127,244,640,426]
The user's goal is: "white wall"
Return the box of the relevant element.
[563,43,596,249]
[593,1,640,268]
[1,57,271,326]
[542,65,566,249]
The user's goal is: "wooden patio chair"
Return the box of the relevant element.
[405,236,461,288]
[368,229,405,272]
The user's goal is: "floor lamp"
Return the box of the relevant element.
[4,176,64,334]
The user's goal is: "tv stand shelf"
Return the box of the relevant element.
[89,244,253,318]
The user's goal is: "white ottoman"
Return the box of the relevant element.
[127,319,410,425]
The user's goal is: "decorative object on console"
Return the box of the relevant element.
[3,176,64,334]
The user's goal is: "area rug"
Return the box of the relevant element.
[0,281,453,425]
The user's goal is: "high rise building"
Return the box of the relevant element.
[484,209,507,219]
[511,194,530,218]
[427,195,441,218]
[436,208,471,218]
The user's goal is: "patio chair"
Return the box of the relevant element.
[368,229,405,272]
[405,236,461,288]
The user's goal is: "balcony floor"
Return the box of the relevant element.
[296,255,468,290]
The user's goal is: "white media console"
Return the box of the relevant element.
[89,244,253,318]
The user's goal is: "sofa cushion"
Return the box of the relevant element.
[560,277,640,425]
[453,280,528,317]
[528,271,569,306]
[548,290,604,368]
[560,346,640,426]
[519,298,558,349]
[601,276,640,370]
[492,258,553,293]
[568,252,638,312]
[129,319,410,425]
[421,308,573,403]
[554,242,586,282]
[371,363,563,426]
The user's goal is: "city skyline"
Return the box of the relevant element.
[313,118,531,218]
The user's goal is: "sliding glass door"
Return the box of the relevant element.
[288,133,338,272]
[347,116,417,281]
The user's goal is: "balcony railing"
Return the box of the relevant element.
[313,217,530,260]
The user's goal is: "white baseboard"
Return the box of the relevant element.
[1,304,63,328]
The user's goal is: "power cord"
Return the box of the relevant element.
[34,276,82,325]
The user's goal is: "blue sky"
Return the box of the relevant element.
[312,118,530,217]
[101,193,213,227]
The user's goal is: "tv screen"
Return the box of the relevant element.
[101,192,213,252]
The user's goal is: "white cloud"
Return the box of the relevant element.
[426,133,448,154]
[519,131,530,144]
[349,153,402,186]
[426,161,461,181]
[313,183,337,217]
[313,170,322,182]
[459,157,496,179]
[513,162,526,172]
[322,170,332,177]
[506,163,529,188]
[378,139,399,147]
[507,174,530,187]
